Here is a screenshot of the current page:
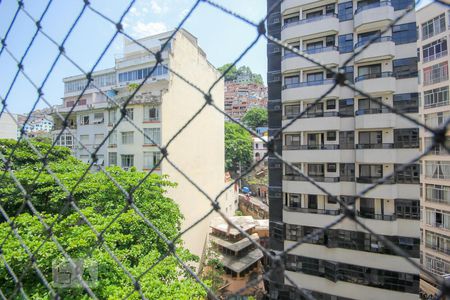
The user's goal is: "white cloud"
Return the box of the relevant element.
[131,21,168,38]
[150,1,163,14]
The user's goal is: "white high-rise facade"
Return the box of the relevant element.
[417,3,450,298]
[52,29,226,260]
[267,0,421,298]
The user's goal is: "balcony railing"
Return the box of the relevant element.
[283,46,339,60]
[283,144,340,150]
[283,79,334,89]
[356,143,394,149]
[355,107,390,115]
[357,177,395,184]
[355,72,394,82]
[355,0,391,14]
[425,243,450,255]
[356,211,397,221]
[340,175,355,182]
[354,36,393,49]
[284,206,341,215]
[282,13,337,29]
[424,99,450,109]
[283,175,340,182]
[284,111,340,119]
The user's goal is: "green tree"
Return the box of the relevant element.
[217,63,238,82]
[0,138,207,299]
[242,107,268,130]
[217,64,263,84]
[225,123,253,172]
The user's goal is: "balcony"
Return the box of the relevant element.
[354,37,396,63]
[282,46,339,71]
[356,181,420,199]
[283,144,354,163]
[356,143,420,164]
[282,79,339,101]
[283,144,339,150]
[354,1,395,32]
[284,206,341,216]
[354,72,396,95]
[283,175,340,182]
[356,211,397,221]
[281,14,339,41]
[282,111,341,132]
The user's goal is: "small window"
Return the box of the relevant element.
[126,108,134,120]
[327,131,336,141]
[327,163,337,173]
[326,99,336,110]
[327,196,337,204]
[81,115,89,125]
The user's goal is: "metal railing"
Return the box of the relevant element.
[354,36,393,49]
[283,79,334,89]
[355,71,394,82]
[355,1,392,15]
[281,13,337,29]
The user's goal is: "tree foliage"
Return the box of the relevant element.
[0,138,207,299]
[242,107,268,130]
[225,123,253,172]
[217,64,263,85]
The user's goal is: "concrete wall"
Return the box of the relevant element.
[161,31,225,259]
[0,113,18,140]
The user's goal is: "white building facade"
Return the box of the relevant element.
[417,3,450,298]
[267,0,421,298]
[0,113,18,140]
[52,29,225,259]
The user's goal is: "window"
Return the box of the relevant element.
[80,135,89,144]
[340,163,355,181]
[306,72,323,82]
[426,184,450,204]
[339,99,354,117]
[357,30,381,47]
[392,23,417,45]
[338,34,353,53]
[424,87,449,108]
[327,163,337,173]
[391,0,414,10]
[325,35,335,47]
[393,93,419,113]
[121,131,134,144]
[327,131,336,141]
[425,161,450,180]
[144,106,159,121]
[423,62,448,86]
[109,131,117,146]
[144,128,161,145]
[285,104,300,118]
[66,100,74,108]
[339,131,354,149]
[339,66,354,83]
[359,164,382,178]
[108,109,117,125]
[422,14,446,40]
[395,164,420,183]
[394,128,419,148]
[79,99,87,106]
[357,98,382,114]
[358,64,381,79]
[326,99,336,110]
[308,164,324,177]
[285,134,301,147]
[306,102,323,117]
[54,133,73,147]
[284,14,299,25]
[80,115,90,125]
[143,152,161,169]
[284,75,299,87]
[306,41,323,51]
[93,112,104,124]
[338,1,353,21]
[395,199,419,219]
[126,108,134,120]
[94,134,104,145]
[118,65,168,82]
[109,152,117,166]
[121,155,134,168]
[359,131,382,146]
[393,58,418,79]
[423,38,448,63]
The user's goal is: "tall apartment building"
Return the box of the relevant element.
[417,3,450,298]
[267,0,421,298]
[224,82,268,121]
[52,29,225,259]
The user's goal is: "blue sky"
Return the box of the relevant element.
[0,0,267,114]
